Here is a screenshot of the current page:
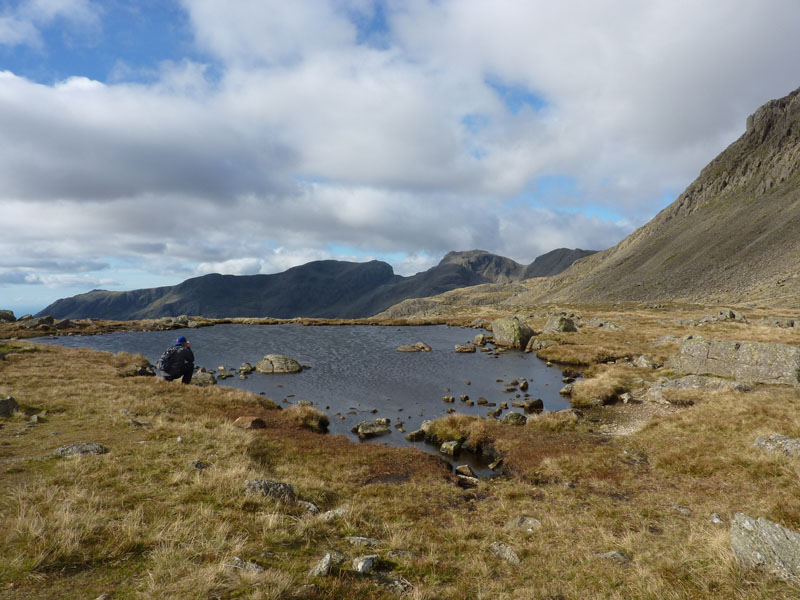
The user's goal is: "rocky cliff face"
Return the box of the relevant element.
[511,86,800,307]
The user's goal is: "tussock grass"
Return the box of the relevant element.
[282,405,330,433]
[570,365,643,407]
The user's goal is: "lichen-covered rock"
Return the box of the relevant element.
[488,541,521,566]
[439,440,461,456]
[669,336,800,386]
[54,442,107,457]
[753,434,800,457]
[192,371,217,386]
[543,314,578,333]
[502,411,527,425]
[244,479,296,503]
[239,362,254,374]
[256,354,303,374]
[0,309,16,323]
[731,513,800,580]
[491,317,534,349]
[353,554,380,574]
[354,421,390,439]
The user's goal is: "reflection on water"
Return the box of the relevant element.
[41,324,571,472]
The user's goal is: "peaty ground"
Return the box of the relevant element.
[1,305,800,599]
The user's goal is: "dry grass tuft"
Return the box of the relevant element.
[283,405,330,433]
[570,365,642,407]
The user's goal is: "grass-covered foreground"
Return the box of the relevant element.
[1,306,800,599]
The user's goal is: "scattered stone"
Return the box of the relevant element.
[255,354,303,374]
[353,554,380,574]
[502,412,527,425]
[455,344,476,353]
[505,516,542,533]
[189,459,208,469]
[53,442,107,457]
[491,316,535,350]
[761,316,796,329]
[672,505,692,516]
[460,395,469,402]
[634,355,658,369]
[347,536,381,548]
[473,333,489,346]
[669,337,800,386]
[442,395,455,403]
[244,479,296,503]
[318,507,349,522]
[239,362,254,374]
[405,429,425,442]
[387,549,419,561]
[234,416,267,430]
[477,397,489,405]
[488,541,521,566]
[488,407,503,419]
[754,434,800,457]
[710,513,724,525]
[457,475,479,489]
[0,396,19,418]
[397,342,431,352]
[297,500,320,515]
[594,551,631,564]
[543,314,578,333]
[308,551,347,577]
[455,464,475,477]
[525,338,557,353]
[730,513,800,580]
[559,384,574,396]
[227,556,265,573]
[375,417,390,426]
[519,380,529,391]
[512,398,543,412]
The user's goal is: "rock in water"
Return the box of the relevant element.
[397,342,431,352]
[731,513,800,580]
[255,354,303,374]
[491,317,534,349]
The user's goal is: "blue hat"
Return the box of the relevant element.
[175,336,188,345]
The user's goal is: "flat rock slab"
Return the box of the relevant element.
[731,513,800,580]
[669,337,800,386]
[53,442,108,457]
[753,434,800,457]
[397,342,431,352]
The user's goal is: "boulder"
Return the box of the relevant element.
[0,396,19,418]
[397,342,431,352]
[455,344,476,353]
[731,513,800,580]
[502,412,527,425]
[669,337,800,386]
[192,371,217,386]
[634,355,657,369]
[491,317,534,350]
[244,479,296,503]
[353,554,380,574]
[255,354,303,374]
[525,338,557,353]
[753,434,800,457]
[455,464,475,477]
[22,316,54,329]
[512,398,543,412]
[239,362,254,374]
[543,314,578,333]
[405,429,425,442]
[0,309,16,323]
[308,550,347,577]
[473,333,489,346]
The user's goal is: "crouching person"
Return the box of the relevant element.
[156,336,194,384]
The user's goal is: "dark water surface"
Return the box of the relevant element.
[41,324,570,468]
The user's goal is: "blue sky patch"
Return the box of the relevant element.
[485,76,548,114]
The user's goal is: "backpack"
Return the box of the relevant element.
[156,346,181,375]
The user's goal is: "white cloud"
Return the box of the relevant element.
[3,0,800,310]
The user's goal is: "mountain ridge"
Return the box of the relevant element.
[37,248,596,320]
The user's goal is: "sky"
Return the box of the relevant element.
[2,0,800,315]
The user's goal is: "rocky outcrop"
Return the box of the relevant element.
[731,513,800,580]
[255,354,302,374]
[645,374,752,403]
[669,337,800,386]
[491,317,534,349]
[0,310,15,322]
[0,396,18,417]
